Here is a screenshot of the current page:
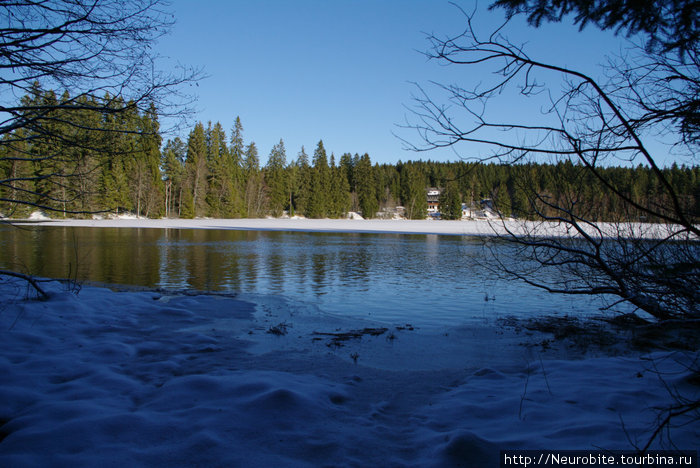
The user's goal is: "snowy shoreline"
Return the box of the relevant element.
[8,215,688,239]
[7,216,517,236]
[1,277,698,465]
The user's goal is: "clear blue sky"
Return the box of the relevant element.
[156,1,626,166]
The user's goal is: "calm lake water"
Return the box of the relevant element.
[0,226,610,328]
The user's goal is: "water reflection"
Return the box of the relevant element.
[0,225,610,327]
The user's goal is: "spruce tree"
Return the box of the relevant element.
[230,117,244,167]
[243,142,266,217]
[356,153,378,219]
[439,182,462,220]
[31,89,63,214]
[265,138,288,216]
[227,116,245,217]
[286,159,298,217]
[67,94,104,214]
[204,121,229,217]
[293,146,312,216]
[401,164,427,219]
[132,103,164,217]
[339,153,357,212]
[161,137,186,217]
[185,122,208,218]
[0,129,34,217]
[99,95,132,215]
[307,140,330,218]
[328,153,350,218]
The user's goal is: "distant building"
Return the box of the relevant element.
[472,199,499,219]
[459,199,499,219]
[480,199,495,210]
[427,188,441,215]
[461,203,474,219]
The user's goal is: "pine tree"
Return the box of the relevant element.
[355,153,378,219]
[67,94,104,214]
[204,121,229,217]
[307,140,330,218]
[226,116,245,217]
[243,142,266,217]
[31,88,63,214]
[439,182,462,219]
[505,166,530,218]
[293,146,312,216]
[185,122,208,218]
[230,117,244,168]
[286,160,298,217]
[265,138,288,216]
[131,103,164,217]
[401,164,427,219]
[116,101,141,215]
[162,137,186,217]
[99,95,132,215]
[0,129,35,217]
[339,153,357,212]
[328,153,350,218]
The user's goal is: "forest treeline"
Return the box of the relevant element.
[2,88,699,221]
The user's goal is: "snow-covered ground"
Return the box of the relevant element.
[1,275,697,466]
[11,214,692,239]
[12,215,504,236]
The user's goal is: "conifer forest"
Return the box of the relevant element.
[2,87,698,222]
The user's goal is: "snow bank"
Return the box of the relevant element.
[27,211,49,221]
[14,216,689,239]
[0,278,696,466]
[12,216,501,236]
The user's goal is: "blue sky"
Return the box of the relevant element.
[156,1,626,165]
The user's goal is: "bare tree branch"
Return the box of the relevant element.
[0,0,201,296]
[403,6,699,321]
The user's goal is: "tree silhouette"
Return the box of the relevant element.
[403,4,698,321]
[0,0,199,216]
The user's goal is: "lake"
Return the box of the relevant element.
[0,225,611,328]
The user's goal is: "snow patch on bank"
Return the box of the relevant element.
[27,211,49,221]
